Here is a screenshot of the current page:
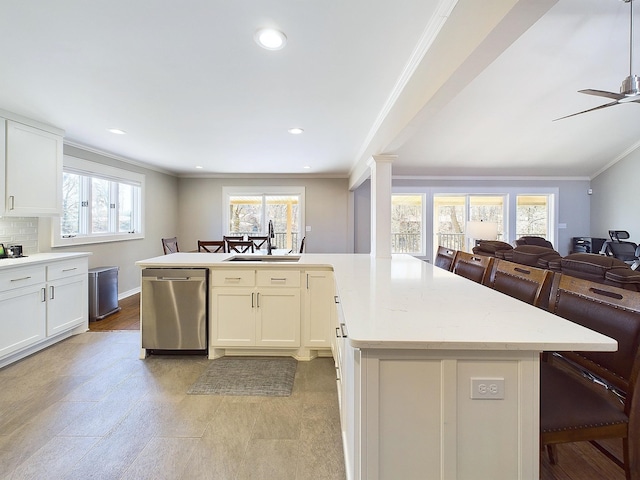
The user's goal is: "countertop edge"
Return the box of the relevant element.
[0,252,92,270]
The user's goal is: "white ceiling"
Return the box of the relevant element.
[0,0,638,182]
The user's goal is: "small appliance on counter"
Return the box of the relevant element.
[6,245,25,258]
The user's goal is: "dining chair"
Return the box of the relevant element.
[197,240,226,253]
[248,236,269,250]
[434,246,457,271]
[161,237,179,255]
[483,259,554,308]
[227,240,255,253]
[541,274,640,480]
[451,251,494,284]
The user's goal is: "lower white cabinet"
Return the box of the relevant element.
[0,282,47,359]
[46,259,88,336]
[0,256,88,368]
[303,269,335,349]
[211,269,300,348]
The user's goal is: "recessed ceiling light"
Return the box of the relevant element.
[303,165,311,169]
[288,127,304,135]
[108,128,126,135]
[255,28,287,50]
[195,166,203,169]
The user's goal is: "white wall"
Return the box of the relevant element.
[354,177,591,257]
[38,145,179,296]
[177,177,351,254]
[591,151,640,240]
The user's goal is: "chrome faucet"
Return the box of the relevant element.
[267,220,274,255]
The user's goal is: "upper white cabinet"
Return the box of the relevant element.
[3,116,64,216]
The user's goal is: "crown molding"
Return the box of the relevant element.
[63,140,176,176]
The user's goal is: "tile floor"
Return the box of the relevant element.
[0,332,346,480]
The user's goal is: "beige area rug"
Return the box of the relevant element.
[187,356,297,396]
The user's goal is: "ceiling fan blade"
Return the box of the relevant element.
[553,100,620,121]
[579,89,626,100]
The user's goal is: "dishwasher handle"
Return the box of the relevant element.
[142,268,208,282]
[153,276,196,281]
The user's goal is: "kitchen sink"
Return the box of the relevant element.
[224,255,301,262]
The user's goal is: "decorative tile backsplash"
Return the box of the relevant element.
[0,217,39,253]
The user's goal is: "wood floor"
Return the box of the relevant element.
[89,293,140,331]
[92,293,627,480]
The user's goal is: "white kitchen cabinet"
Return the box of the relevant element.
[0,267,47,359]
[211,287,256,346]
[211,269,301,352]
[0,255,89,368]
[46,258,88,336]
[302,269,335,349]
[4,119,63,216]
[256,287,300,347]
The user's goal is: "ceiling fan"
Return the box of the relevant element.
[556,0,640,120]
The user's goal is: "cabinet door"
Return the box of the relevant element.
[47,274,87,336]
[256,288,300,347]
[5,120,63,216]
[211,287,255,346]
[0,284,46,358]
[303,270,335,348]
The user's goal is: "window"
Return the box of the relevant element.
[433,194,505,253]
[516,195,549,239]
[223,187,304,252]
[391,194,423,254]
[53,156,144,246]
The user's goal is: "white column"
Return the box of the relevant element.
[368,155,395,258]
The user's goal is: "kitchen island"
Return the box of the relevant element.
[136,252,616,480]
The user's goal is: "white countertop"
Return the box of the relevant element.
[136,253,617,353]
[0,252,91,270]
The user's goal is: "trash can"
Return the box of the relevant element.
[88,266,121,321]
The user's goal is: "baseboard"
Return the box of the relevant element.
[119,286,141,300]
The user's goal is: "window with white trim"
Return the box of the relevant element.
[391,194,424,254]
[223,186,305,252]
[53,156,144,246]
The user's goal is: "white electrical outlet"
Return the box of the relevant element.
[470,378,505,400]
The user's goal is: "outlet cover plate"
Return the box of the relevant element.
[470,378,505,400]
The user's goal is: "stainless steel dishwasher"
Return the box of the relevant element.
[141,268,208,353]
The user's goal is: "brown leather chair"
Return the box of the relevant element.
[434,246,457,271]
[514,235,553,249]
[483,259,554,309]
[553,253,640,292]
[472,240,513,259]
[501,245,562,269]
[161,237,179,254]
[451,251,494,284]
[541,274,640,480]
[227,240,255,253]
[197,240,226,253]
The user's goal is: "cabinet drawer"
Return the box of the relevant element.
[256,270,301,287]
[47,258,87,281]
[0,266,46,292]
[211,269,255,287]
